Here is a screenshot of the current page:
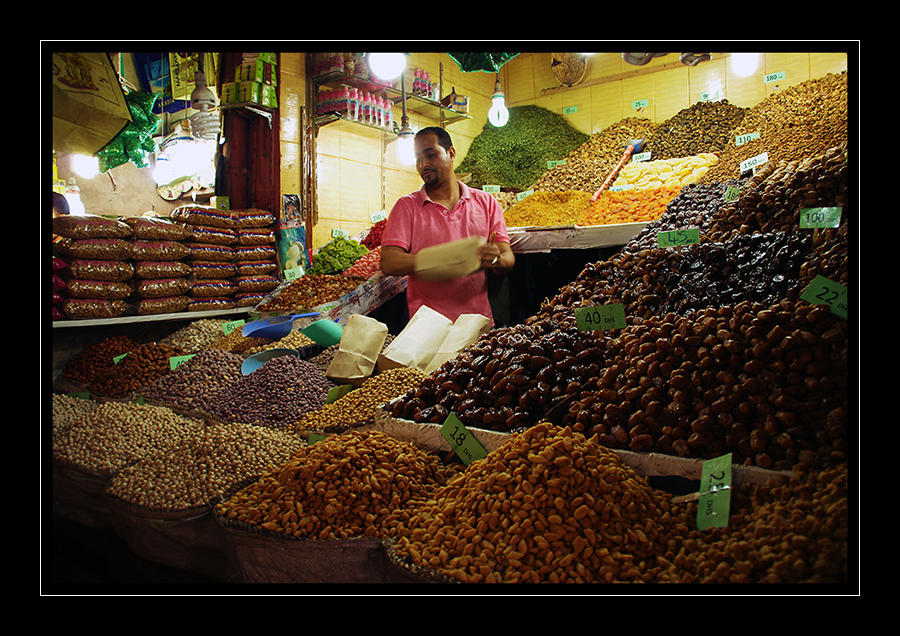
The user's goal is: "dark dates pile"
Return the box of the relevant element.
[389,317,609,432]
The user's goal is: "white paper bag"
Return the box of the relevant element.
[326,314,388,385]
[424,313,492,374]
[377,305,452,373]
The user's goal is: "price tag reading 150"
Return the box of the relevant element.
[658,228,700,247]
[575,304,626,331]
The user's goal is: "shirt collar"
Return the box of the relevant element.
[417,180,471,206]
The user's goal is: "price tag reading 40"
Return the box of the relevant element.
[658,228,700,248]
[441,413,488,465]
[575,304,626,331]
[697,453,733,531]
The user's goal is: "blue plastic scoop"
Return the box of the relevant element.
[241,313,319,339]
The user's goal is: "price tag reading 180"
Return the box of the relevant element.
[658,228,700,247]
[575,304,626,331]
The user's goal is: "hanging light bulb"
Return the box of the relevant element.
[64,178,86,216]
[488,75,509,127]
[397,121,416,165]
[72,154,100,179]
[367,53,406,81]
[189,65,220,141]
[731,53,759,77]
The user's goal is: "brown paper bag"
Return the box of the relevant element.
[52,52,132,156]
[326,314,389,386]
[414,236,485,281]
[377,305,452,373]
[424,313,491,374]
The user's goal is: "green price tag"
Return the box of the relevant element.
[799,207,842,229]
[113,352,129,364]
[608,184,633,192]
[658,228,700,248]
[697,453,733,531]
[222,319,245,335]
[723,185,740,202]
[326,384,354,404]
[483,184,501,193]
[332,228,349,238]
[441,413,488,465]
[170,354,194,370]
[308,433,326,445]
[284,266,304,281]
[575,304,626,331]
[632,98,649,109]
[371,210,387,223]
[764,71,785,83]
[631,151,651,163]
[735,132,760,146]
[800,275,848,320]
[516,189,534,201]
[563,105,578,115]
[547,160,566,169]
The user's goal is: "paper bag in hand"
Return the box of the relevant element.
[326,314,388,386]
[378,305,452,373]
[413,235,485,281]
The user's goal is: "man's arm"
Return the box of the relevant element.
[379,244,417,277]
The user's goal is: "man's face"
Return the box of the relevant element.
[415,133,455,188]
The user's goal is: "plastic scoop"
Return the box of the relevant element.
[242,313,319,339]
[241,348,300,375]
[301,319,344,348]
[588,138,646,204]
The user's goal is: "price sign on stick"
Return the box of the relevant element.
[441,413,487,465]
[575,304,626,331]
[697,453,733,531]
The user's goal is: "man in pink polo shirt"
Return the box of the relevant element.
[380,126,515,325]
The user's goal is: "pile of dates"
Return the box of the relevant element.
[389,317,608,432]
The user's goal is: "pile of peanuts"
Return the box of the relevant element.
[51,393,95,440]
[390,423,693,583]
[106,422,306,511]
[139,348,245,414]
[206,355,334,429]
[88,342,184,397]
[295,367,427,432]
[52,400,204,474]
[389,423,848,584]
[207,327,276,355]
[216,429,459,540]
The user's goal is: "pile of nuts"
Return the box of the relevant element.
[51,393,95,440]
[52,401,204,474]
[389,423,848,584]
[389,317,608,432]
[390,423,695,583]
[702,73,848,183]
[158,318,231,354]
[296,367,427,432]
[645,99,749,160]
[216,429,459,540]
[206,355,334,429]
[106,422,306,511]
[139,348,245,414]
[88,342,184,397]
[62,335,141,385]
[256,274,364,313]
[243,329,316,356]
[207,327,276,355]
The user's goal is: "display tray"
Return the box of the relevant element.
[372,406,791,488]
[508,222,648,253]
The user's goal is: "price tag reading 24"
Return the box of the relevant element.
[575,304,626,331]
[441,413,487,465]
[697,453,733,531]
[658,228,700,248]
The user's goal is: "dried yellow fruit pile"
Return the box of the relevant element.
[613,154,719,191]
[503,191,593,228]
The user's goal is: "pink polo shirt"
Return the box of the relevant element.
[382,181,510,325]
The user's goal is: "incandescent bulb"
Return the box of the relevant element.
[368,53,407,81]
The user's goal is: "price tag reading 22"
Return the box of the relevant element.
[575,304,626,331]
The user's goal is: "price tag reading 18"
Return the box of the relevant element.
[440,413,488,465]
[658,228,700,247]
[575,304,626,331]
